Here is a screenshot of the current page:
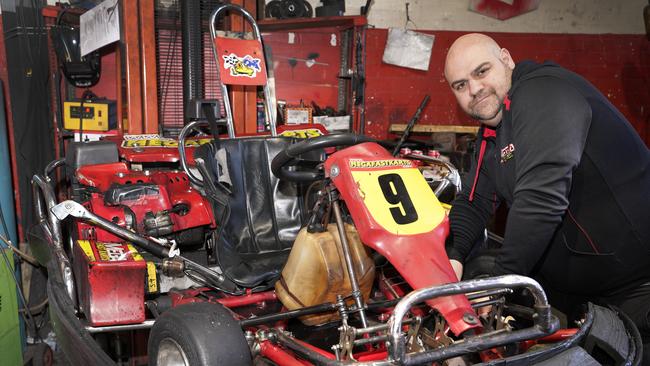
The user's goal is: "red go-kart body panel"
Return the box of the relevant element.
[325,142,480,335]
[76,162,216,235]
[108,124,328,164]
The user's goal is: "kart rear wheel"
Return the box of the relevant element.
[148,302,252,366]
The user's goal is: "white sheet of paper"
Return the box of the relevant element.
[80,0,120,56]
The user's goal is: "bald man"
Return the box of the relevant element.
[444,33,650,356]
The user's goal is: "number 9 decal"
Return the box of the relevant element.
[351,168,445,235]
[377,174,418,224]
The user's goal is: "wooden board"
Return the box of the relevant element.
[389,124,479,134]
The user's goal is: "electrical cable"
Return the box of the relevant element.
[18,0,35,67]
[30,0,46,67]
[0,234,39,266]
[19,298,49,315]
[79,98,84,142]
[0,198,44,341]
[0,230,41,341]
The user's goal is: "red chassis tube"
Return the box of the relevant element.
[520,328,579,351]
[171,288,278,308]
[260,341,311,366]
[259,335,391,365]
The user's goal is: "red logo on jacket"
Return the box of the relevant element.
[500,143,515,163]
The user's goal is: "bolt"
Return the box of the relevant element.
[330,164,340,177]
[463,313,478,325]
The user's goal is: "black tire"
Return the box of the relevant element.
[280,0,306,18]
[302,0,313,18]
[584,305,642,365]
[148,302,252,366]
[265,0,283,19]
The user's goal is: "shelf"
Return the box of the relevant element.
[258,16,367,32]
[389,124,479,134]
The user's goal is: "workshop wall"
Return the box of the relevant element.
[262,28,342,109]
[362,29,650,144]
[294,1,650,144]
[306,0,646,35]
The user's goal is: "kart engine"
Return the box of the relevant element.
[75,162,216,247]
[70,158,217,326]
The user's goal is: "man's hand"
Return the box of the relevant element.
[450,259,463,281]
[450,259,493,317]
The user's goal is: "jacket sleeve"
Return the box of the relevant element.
[492,77,591,276]
[447,134,500,263]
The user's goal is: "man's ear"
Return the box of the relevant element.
[500,48,515,69]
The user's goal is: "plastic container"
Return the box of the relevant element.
[275,224,375,325]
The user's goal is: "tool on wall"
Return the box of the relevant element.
[392,95,431,156]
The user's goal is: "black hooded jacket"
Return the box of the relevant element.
[447,60,650,296]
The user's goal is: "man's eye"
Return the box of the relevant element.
[477,68,489,76]
[455,82,466,91]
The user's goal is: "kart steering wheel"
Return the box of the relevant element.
[271,133,377,182]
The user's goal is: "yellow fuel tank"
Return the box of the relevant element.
[275,224,375,325]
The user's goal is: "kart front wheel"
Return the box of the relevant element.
[148,302,252,366]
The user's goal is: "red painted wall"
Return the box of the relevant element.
[263,28,342,109]
[363,29,650,145]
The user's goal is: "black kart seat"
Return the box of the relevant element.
[194,137,312,290]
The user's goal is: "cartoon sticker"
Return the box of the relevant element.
[222,53,262,78]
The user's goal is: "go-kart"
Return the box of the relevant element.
[28,4,641,365]
[29,129,642,365]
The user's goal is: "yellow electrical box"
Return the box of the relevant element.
[63,99,117,131]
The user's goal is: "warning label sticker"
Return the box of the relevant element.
[93,242,143,262]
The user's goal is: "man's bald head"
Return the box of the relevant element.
[444,33,515,126]
[444,33,503,79]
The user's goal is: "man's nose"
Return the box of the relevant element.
[468,79,483,96]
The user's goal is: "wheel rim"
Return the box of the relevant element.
[157,338,190,366]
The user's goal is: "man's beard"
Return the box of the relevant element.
[468,89,503,121]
